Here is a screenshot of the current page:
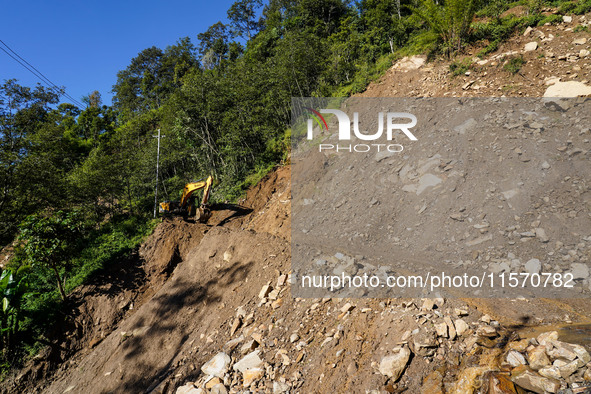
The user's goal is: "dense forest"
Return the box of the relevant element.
[1,0,590,377]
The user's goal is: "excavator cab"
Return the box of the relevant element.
[159,200,178,214]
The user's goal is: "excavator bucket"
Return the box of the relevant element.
[196,205,212,223]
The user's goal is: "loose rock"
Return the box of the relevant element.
[525,259,542,275]
[511,365,561,394]
[524,42,538,52]
[527,346,550,370]
[570,263,589,280]
[455,319,469,336]
[273,381,290,393]
[176,384,204,394]
[210,384,228,394]
[435,322,448,338]
[259,285,272,299]
[201,353,231,378]
[242,368,264,387]
[378,346,411,382]
[234,351,264,373]
[544,81,591,97]
[507,350,527,367]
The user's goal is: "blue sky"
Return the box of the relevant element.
[0,0,239,106]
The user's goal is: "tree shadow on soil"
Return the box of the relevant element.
[211,203,253,227]
[108,260,254,394]
[39,249,146,361]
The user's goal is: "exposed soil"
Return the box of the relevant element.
[3,11,591,394]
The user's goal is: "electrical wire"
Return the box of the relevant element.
[0,43,84,109]
[0,39,86,108]
[0,40,85,108]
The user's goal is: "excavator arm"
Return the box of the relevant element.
[179,176,211,209]
[180,175,214,223]
[159,175,214,223]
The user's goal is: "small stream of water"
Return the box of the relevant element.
[519,323,591,348]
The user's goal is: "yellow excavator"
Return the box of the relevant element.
[159,175,214,223]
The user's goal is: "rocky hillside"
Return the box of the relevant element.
[3,8,591,394]
[8,164,587,394]
[363,11,591,98]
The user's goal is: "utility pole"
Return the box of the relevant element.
[153,129,165,218]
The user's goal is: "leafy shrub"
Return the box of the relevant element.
[404,30,440,55]
[0,266,29,350]
[412,0,479,54]
[558,1,577,13]
[573,0,591,14]
[449,58,472,76]
[471,16,526,42]
[477,39,501,57]
[528,0,544,15]
[503,56,526,73]
[538,14,565,25]
[475,0,509,19]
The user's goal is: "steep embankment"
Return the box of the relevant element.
[28,155,591,394]
[5,11,591,394]
[10,159,591,394]
[356,11,591,328]
[363,10,591,98]
[10,168,293,393]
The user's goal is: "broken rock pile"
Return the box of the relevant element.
[504,330,591,394]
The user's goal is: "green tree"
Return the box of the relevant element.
[282,0,350,37]
[75,103,116,145]
[358,0,415,59]
[412,0,479,54]
[112,39,197,120]
[227,0,264,40]
[18,211,83,300]
[112,47,165,117]
[162,37,198,83]
[0,80,62,244]
[326,16,361,85]
[197,22,231,69]
[82,90,102,108]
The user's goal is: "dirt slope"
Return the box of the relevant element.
[22,165,487,394]
[356,12,591,330]
[47,226,289,394]
[4,11,591,394]
[9,166,291,394]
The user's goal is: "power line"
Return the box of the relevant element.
[0,39,86,108]
[0,42,55,90]
[1,40,59,89]
[0,40,85,108]
[0,43,84,109]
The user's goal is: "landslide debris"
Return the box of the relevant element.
[5,10,591,394]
